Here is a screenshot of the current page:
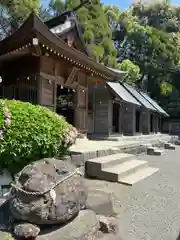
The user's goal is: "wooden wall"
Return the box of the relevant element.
[40,55,88,134]
[88,83,112,135]
[2,55,39,104]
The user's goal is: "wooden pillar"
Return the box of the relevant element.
[108,99,113,135]
[74,85,88,135]
[37,76,42,105]
[119,104,123,135]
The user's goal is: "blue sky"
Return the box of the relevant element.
[101,0,132,10]
[102,0,180,10]
[41,0,180,10]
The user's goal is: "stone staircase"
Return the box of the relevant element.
[143,141,176,156]
[146,146,164,156]
[164,142,176,150]
[86,153,159,186]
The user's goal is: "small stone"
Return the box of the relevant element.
[97,215,119,234]
[14,223,40,239]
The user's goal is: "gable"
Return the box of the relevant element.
[45,12,91,56]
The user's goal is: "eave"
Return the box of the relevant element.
[0,13,124,81]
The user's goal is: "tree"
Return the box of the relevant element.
[0,0,40,40]
[128,0,180,115]
[103,5,180,97]
[117,60,140,86]
[2,0,40,22]
[131,0,180,33]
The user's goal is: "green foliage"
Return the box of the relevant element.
[117,60,140,86]
[0,0,40,40]
[2,0,40,23]
[160,82,173,96]
[131,0,180,33]
[0,99,77,173]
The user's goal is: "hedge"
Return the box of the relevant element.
[0,99,78,173]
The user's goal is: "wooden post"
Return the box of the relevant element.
[37,75,42,105]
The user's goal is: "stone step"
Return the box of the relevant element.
[86,153,134,171]
[100,160,148,182]
[154,149,164,156]
[164,143,176,150]
[175,140,180,145]
[86,152,159,185]
[147,147,163,156]
[118,167,159,186]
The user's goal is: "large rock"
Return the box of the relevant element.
[14,223,40,239]
[0,200,14,231]
[9,159,87,225]
[36,210,99,240]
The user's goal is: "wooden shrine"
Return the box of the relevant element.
[0,13,119,135]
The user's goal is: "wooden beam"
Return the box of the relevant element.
[78,85,88,91]
[40,72,64,85]
[65,67,79,86]
[87,76,105,84]
[31,45,42,57]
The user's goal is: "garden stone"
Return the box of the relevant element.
[36,210,99,240]
[9,158,87,225]
[14,223,40,239]
[97,215,119,234]
[0,200,14,231]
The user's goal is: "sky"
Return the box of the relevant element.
[101,0,132,10]
[41,0,180,10]
[101,0,180,10]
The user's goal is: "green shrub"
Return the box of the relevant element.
[0,99,78,173]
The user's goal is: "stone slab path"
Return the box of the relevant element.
[85,146,180,240]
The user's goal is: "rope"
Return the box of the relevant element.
[11,168,82,196]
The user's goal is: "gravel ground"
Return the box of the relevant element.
[85,146,180,240]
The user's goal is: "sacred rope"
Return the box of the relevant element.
[10,168,82,196]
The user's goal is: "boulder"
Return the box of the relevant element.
[36,210,99,240]
[14,223,40,239]
[0,200,14,231]
[9,159,87,225]
[86,190,117,216]
[97,215,119,234]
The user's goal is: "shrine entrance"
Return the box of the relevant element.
[150,114,153,133]
[56,85,75,125]
[136,110,140,133]
[112,102,119,133]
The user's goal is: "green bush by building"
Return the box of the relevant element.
[0,99,77,173]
